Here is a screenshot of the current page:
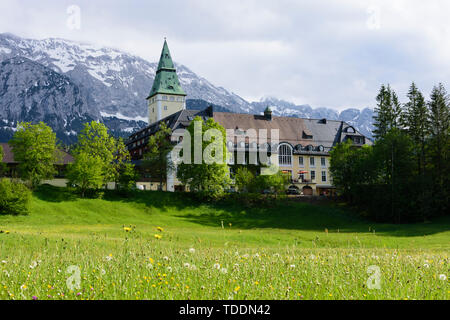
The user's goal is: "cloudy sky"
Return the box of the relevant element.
[0,0,449,111]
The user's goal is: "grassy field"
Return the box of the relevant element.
[0,186,448,300]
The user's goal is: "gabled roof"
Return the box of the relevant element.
[126,107,372,154]
[0,143,74,165]
[147,40,186,99]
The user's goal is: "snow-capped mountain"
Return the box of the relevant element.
[0,33,375,142]
[0,57,101,143]
[0,33,250,118]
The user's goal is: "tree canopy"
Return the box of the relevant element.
[9,122,59,188]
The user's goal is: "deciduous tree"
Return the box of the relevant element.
[9,122,59,188]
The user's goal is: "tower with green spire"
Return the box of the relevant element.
[147,39,187,124]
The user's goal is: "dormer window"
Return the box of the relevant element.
[353,136,364,144]
[302,131,313,139]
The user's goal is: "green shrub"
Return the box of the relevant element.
[0,178,32,215]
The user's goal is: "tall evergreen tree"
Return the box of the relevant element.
[427,83,450,192]
[390,90,403,129]
[402,82,429,175]
[373,84,401,139]
[373,85,390,139]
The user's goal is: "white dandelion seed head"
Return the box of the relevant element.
[310,254,316,260]
[183,262,190,268]
[1,260,7,264]
[163,256,169,261]
[29,261,38,269]
[189,248,195,254]
[189,265,197,271]
[166,266,172,272]
[290,264,296,269]
[423,263,430,268]
[220,268,228,274]
[105,256,112,261]
[213,263,221,270]
[439,274,447,281]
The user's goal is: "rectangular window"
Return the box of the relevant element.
[321,157,326,167]
[310,157,315,166]
[169,96,175,101]
[164,106,168,110]
[322,171,327,182]
[299,156,304,166]
[311,170,315,181]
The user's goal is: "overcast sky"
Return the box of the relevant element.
[1,0,449,111]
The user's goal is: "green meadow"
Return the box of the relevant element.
[0,186,448,300]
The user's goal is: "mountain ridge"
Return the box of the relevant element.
[0,33,375,142]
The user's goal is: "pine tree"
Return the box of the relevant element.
[373,84,401,139]
[402,82,429,175]
[428,83,450,188]
[390,90,403,129]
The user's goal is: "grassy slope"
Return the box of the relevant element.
[0,186,448,300]
[1,186,448,249]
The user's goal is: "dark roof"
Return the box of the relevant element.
[212,113,371,150]
[126,108,372,153]
[126,108,210,145]
[0,143,74,165]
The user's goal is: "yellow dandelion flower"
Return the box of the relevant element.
[149,257,154,264]
[154,234,162,240]
[123,227,132,232]
[156,226,164,232]
[254,281,259,285]
[234,286,240,292]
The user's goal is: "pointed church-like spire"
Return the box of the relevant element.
[147,39,186,99]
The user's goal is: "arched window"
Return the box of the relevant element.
[278,144,292,166]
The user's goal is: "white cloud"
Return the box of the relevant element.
[0,0,449,111]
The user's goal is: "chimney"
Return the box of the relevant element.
[264,106,272,121]
[206,105,214,117]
